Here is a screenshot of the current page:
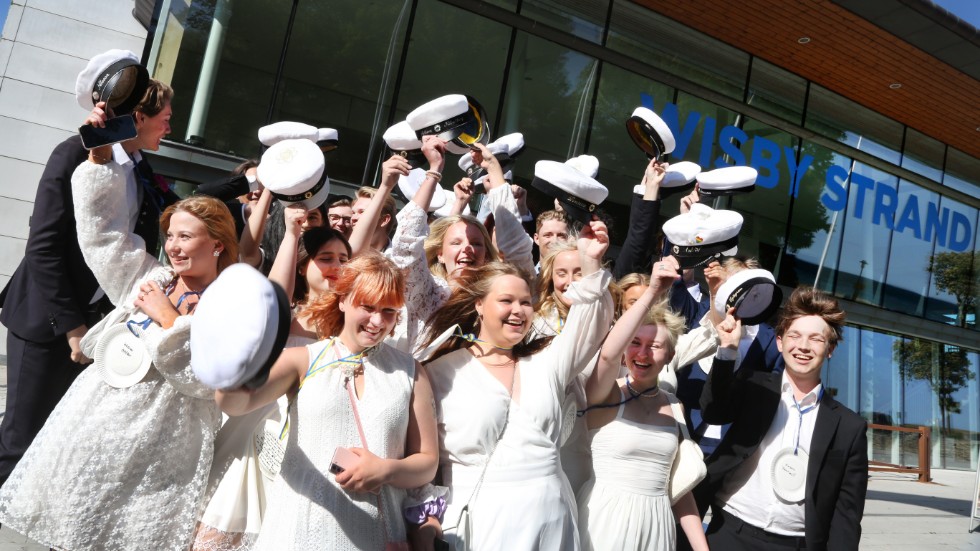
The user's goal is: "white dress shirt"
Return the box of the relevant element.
[718,372,823,536]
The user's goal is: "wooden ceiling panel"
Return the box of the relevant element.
[633,0,980,161]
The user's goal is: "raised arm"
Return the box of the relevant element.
[239,187,273,268]
[586,256,678,404]
[215,345,308,416]
[613,159,666,279]
[267,204,307,300]
[698,308,743,425]
[348,156,406,257]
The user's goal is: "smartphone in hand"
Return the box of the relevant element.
[329,447,359,475]
[79,114,138,150]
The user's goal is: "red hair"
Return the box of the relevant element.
[305,252,405,338]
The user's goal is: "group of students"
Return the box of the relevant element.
[0,49,868,551]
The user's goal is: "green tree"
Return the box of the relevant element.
[895,338,974,434]
[928,251,978,328]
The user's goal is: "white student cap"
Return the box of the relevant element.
[626,107,676,160]
[76,49,149,114]
[532,157,608,224]
[661,203,743,269]
[191,264,291,390]
[258,122,339,152]
[257,139,330,211]
[697,165,757,197]
[714,268,783,325]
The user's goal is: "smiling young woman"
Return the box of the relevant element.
[414,219,614,551]
[214,252,439,550]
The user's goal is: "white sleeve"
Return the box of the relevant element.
[71,161,160,306]
[484,185,534,276]
[537,269,614,388]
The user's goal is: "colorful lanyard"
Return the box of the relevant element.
[452,326,514,350]
[279,338,371,440]
[791,388,823,455]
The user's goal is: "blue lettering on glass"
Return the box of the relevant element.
[749,136,780,189]
[640,94,972,251]
[716,125,748,168]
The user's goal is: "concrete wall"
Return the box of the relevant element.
[0,0,147,357]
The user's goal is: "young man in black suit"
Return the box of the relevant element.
[699,286,867,551]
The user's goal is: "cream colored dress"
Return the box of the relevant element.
[0,161,221,551]
[428,269,613,551]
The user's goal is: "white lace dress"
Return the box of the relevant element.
[428,269,613,551]
[192,334,314,551]
[252,338,416,550]
[0,161,222,551]
[386,185,534,357]
[577,391,682,551]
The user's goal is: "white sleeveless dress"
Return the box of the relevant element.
[578,390,680,551]
[252,338,415,550]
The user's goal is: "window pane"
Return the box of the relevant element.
[268,0,413,186]
[833,163,897,305]
[896,337,942,466]
[924,196,977,329]
[587,63,674,210]
[782,142,852,291]
[390,0,512,185]
[606,0,748,101]
[728,119,794,272]
[944,147,980,197]
[746,58,806,125]
[519,0,609,43]
[943,348,979,470]
[157,0,294,158]
[901,128,944,183]
[860,329,903,464]
[804,84,903,165]
[880,180,939,318]
[823,325,859,411]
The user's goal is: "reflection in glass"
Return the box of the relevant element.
[158,0,293,157]
[822,325,858,411]
[746,58,806,125]
[901,128,944,183]
[729,119,796,273]
[943,350,979,470]
[943,147,980,197]
[860,329,902,465]
[924,197,977,329]
[880,180,937,318]
[784,142,851,291]
[606,0,748,100]
[391,0,512,185]
[833,163,896,305]
[804,84,903,165]
[519,0,610,43]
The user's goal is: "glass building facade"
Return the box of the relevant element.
[144,0,979,469]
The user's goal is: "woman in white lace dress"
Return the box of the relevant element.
[0,102,238,551]
[578,258,709,551]
[414,219,614,551]
[215,252,438,550]
[192,209,352,550]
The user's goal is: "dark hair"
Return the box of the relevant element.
[328,195,352,209]
[133,79,173,118]
[776,286,846,346]
[419,262,552,363]
[293,227,352,303]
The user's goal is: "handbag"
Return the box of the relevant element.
[344,375,411,551]
[667,396,707,505]
[453,362,517,551]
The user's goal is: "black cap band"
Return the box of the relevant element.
[670,234,739,258]
[532,176,598,223]
[627,115,666,160]
[415,113,469,140]
[270,174,326,203]
[93,58,148,115]
[243,281,291,390]
[699,183,756,197]
[391,148,427,169]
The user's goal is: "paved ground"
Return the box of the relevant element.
[0,365,976,549]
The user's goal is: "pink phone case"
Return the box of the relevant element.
[330,447,358,474]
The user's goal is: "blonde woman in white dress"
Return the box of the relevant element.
[414,219,614,551]
[216,252,438,550]
[578,257,709,551]
[0,101,239,551]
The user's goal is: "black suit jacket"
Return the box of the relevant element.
[613,193,660,279]
[0,136,100,341]
[700,358,868,551]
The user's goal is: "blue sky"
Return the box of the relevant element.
[0,1,8,36]
[932,0,980,28]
